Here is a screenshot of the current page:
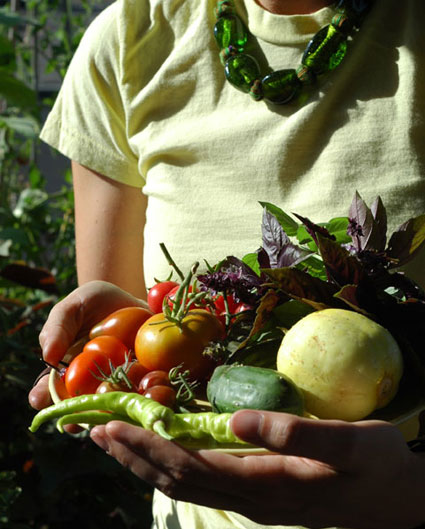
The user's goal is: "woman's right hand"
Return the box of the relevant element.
[28,280,148,411]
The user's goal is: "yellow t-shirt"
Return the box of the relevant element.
[39,1,425,528]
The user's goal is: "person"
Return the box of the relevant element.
[29,0,425,527]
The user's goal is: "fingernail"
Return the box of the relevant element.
[90,427,110,452]
[231,410,263,441]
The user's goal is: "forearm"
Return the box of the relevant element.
[72,161,148,299]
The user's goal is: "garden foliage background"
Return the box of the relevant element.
[0,1,153,527]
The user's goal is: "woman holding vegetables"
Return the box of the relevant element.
[29,0,425,527]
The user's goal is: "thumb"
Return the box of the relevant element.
[230,409,374,471]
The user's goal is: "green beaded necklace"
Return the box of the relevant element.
[213,0,374,104]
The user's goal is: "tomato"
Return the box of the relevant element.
[64,336,130,397]
[89,306,152,349]
[96,380,125,394]
[143,385,176,408]
[126,361,150,388]
[65,349,117,396]
[166,285,208,311]
[147,281,179,314]
[83,335,130,366]
[212,293,239,315]
[138,370,171,392]
[134,309,224,380]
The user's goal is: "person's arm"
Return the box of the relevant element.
[72,161,147,299]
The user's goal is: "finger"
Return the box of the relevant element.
[28,370,53,410]
[39,281,147,366]
[230,410,397,471]
[90,423,254,514]
[39,295,86,366]
[101,421,328,505]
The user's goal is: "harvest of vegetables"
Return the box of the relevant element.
[29,191,425,451]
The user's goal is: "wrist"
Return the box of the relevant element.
[406,450,425,529]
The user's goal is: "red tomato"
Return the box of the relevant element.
[126,361,150,388]
[83,335,130,367]
[147,281,179,314]
[134,309,224,380]
[138,370,171,392]
[143,385,176,408]
[96,380,125,394]
[212,294,239,315]
[166,285,208,311]
[65,349,117,397]
[89,306,152,349]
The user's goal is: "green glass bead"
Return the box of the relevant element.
[214,14,248,50]
[331,13,354,35]
[302,24,347,74]
[224,54,260,93]
[261,69,301,104]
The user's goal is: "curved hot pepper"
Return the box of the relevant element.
[29,392,255,450]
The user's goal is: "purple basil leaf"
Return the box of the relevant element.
[334,284,373,316]
[197,255,265,305]
[347,191,387,252]
[262,208,290,267]
[276,243,313,268]
[316,232,366,287]
[386,214,425,267]
[293,213,335,247]
[257,247,271,269]
[262,267,343,310]
[347,191,374,251]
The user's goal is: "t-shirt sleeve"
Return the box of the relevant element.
[39,1,144,187]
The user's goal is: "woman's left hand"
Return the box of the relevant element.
[90,410,425,529]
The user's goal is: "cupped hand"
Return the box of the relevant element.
[90,411,425,529]
[28,280,148,411]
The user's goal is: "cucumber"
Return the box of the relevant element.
[207,364,304,415]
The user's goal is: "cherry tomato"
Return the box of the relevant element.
[89,306,152,349]
[143,385,176,408]
[166,285,207,311]
[83,335,129,367]
[212,293,239,315]
[96,380,125,394]
[126,361,150,388]
[138,370,171,393]
[134,309,224,380]
[147,281,179,314]
[65,349,117,397]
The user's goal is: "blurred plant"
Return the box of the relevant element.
[0,2,154,527]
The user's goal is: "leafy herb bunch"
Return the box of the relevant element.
[198,192,425,391]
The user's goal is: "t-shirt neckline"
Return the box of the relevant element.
[235,0,337,45]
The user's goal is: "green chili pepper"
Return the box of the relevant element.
[56,411,139,432]
[29,392,255,450]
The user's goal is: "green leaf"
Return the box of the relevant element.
[325,217,351,244]
[272,299,315,329]
[0,35,15,69]
[242,252,260,276]
[0,115,40,138]
[0,72,37,112]
[0,8,40,27]
[0,227,30,246]
[259,201,298,236]
[299,254,327,280]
